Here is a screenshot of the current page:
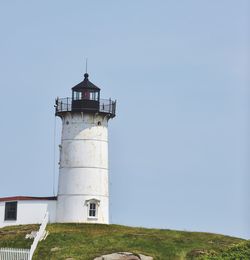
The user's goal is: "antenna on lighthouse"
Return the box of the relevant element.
[85,58,88,74]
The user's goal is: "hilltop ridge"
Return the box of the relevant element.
[0,224,249,259]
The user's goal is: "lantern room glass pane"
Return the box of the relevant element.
[83,90,90,99]
[73,91,82,100]
[90,92,98,101]
[73,90,99,101]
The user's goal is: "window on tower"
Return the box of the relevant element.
[73,91,82,100]
[86,199,100,219]
[72,90,99,101]
[83,90,90,99]
[4,201,17,221]
[89,203,96,217]
[89,92,99,101]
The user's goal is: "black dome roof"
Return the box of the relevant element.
[72,73,100,91]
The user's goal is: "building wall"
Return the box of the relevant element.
[56,113,110,224]
[56,195,108,224]
[0,200,57,228]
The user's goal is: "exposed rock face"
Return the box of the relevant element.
[94,252,153,260]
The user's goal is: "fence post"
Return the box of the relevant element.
[29,212,49,260]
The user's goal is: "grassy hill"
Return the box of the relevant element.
[0,224,249,260]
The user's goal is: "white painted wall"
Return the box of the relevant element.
[0,200,56,228]
[56,113,110,224]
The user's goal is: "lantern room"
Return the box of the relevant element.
[55,72,116,118]
[71,73,100,112]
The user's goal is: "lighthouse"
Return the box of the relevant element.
[0,72,116,227]
[55,73,116,224]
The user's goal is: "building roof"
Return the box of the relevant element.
[72,73,100,91]
[0,196,57,202]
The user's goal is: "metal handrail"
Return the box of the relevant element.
[55,97,116,116]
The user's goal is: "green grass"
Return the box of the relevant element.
[0,223,247,260]
[0,224,38,248]
[201,241,250,260]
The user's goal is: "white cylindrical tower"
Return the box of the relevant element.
[55,73,116,224]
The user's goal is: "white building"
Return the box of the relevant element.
[0,73,116,228]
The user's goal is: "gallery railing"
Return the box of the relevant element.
[55,97,116,117]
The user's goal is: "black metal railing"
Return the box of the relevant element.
[55,97,116,117]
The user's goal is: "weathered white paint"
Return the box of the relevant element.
[56,113,110,224]
[0,200,56,228]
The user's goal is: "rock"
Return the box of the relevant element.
[51,247,60,252]
[93,252,153,260]
[25,231,38,239]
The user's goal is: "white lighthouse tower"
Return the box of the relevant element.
[55,73,116,224]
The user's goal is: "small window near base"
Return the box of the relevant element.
[89,203,97,217]
[5,201,17,221]
[85,199,100,219]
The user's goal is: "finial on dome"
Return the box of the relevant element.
[84,58,89,79]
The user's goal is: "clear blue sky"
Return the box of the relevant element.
[0,1,249,239]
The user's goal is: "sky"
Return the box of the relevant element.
[0,1,249,239]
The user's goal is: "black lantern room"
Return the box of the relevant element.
[71,73,100,112]
[55,72,116,118]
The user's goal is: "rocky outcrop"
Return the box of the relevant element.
[94,252,153,260]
